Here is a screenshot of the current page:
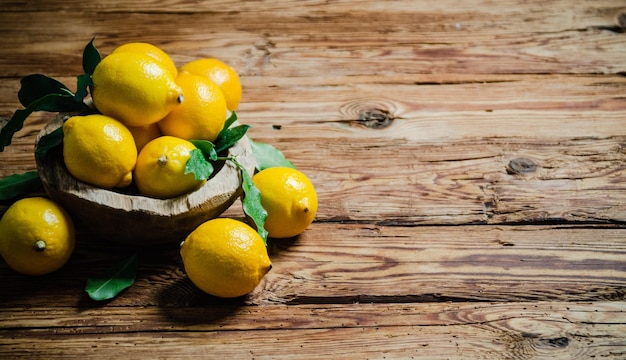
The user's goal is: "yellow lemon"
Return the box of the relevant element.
[91,51,184,127]
[63,114,137,189]
[180,218,271,298]
[134,136,206,199]
[0,197,75,276]
[180,58,242,111]
[112,42,178,78]
[158,71,227,142]
[127,122,162,152]
[252,167,317,238]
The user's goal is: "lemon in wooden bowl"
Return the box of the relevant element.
[35,114,256,247]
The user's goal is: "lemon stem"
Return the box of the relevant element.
[157,155,168,166]
[33,240,46,252]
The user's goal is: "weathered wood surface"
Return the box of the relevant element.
[1,0,625,359]
[1,302,624,359]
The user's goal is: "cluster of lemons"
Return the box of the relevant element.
[65,42,241,199]
[0,42,318,299]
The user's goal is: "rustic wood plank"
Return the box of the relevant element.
[13,136,626,225]
[294,135,626,224]
[1,1,625,79]
[0,302,624,359]
[2,0,624,19]
[0,224,622,307]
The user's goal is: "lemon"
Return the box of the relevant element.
[0,197,75,276]
[180,58,242,111]
[180,218,271,298]
[158,71,227,142]
[252,167,317,238]
[111,42,178,78]
[127,122,162,152]
[91,51,184,127]
[63,114,137,189]
[134,136,206,199]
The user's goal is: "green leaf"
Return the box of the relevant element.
[0,171,41,201]
[214,124,250,153]
[249,138,295,171]
[189,139,218,161]
[85,253,138,301]
[185,148,214,181]
[232,159,268,243]
[18,74,74,109]
[1,93,77,152]
[35,126,64,159]
[82,37,101,75]
[212,111,241,152]
[220,111,238,134]
[75,73,92,102]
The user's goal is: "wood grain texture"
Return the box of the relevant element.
[0,0,625,358]
[1,1,626,80]
[0,224,622,306]
[1,302,624,359]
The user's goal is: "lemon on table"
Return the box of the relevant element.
[0,197,75,276]
[180,218,271,298]
[63,114,137,189]
[133,136,206,199]
[180,58,242,111]
[91,51,184,127]
[252,167,317,238]
[111,42,178,78]
[158,71,227,142]
[127,122,162,152]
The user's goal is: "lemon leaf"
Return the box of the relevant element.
[214,124,250,153]
[1,93,77,152]
[17,74,78,110]
[82,37,101,75]
[0,171,42,201]
[220,111,238,134]
[233,160,268,243]
[189,139,218,161]
[249,138,295,171]
[85,253,138,301]
[35,126,64,159]
[75,73,92,102]
[185,148,214,181]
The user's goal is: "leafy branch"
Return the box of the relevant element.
[185,112,270,243]
[0,38,100,153]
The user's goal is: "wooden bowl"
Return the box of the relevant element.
[35,114,256,247]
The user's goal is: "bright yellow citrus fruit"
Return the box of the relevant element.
[63,114,137,189]
[180,58,242,111]
[127,122,162,152]
[252,167,318,238]
[91,51,184,127]
[158,71,227,142]
[133,136,206,199]
[180,218,271,298]
[112,42,178,78]
[0,197,75,276]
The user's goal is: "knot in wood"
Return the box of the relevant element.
[506,158,537,174]
[358,108,394,129]
[544,337,569,348]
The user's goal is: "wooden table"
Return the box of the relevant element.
[1,1,625,358]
